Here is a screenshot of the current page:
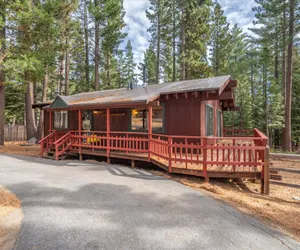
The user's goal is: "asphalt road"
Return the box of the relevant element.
[0,154,299,250]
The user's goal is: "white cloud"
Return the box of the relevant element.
[122,0,151,70]
[218,0,258,34]
[121,0,260,73]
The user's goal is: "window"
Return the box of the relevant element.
[206,104,214,136]
[152,105,164,133]
[82,110,92,130]
[53,111,68,129]
[131,109,147,131]
[217,110,222,137]
[131,105,165,133]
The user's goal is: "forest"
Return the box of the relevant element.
[0,0,299,152]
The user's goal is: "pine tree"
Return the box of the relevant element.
[0,0,5,145]
[139,45,156,85]
[124,40,136,84]
[146,0,162,83]
[210,2,231,76]
[100,0,126,88]
[181,0,212,79]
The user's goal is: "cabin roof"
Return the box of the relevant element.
[45,75,234,109]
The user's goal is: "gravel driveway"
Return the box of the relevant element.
[0,154,299,250]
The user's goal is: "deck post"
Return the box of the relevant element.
[106,108,110,162]
[168,137,172,173]
[262,145,270,195]
[78,109,82,160]
[203,137,209,182]
[131,159,135,168]
[148,106,152,162]
[49,111,52,133]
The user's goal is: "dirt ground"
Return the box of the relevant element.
[0,141,40,157]
[0,142,299,241]
[149,164,300,241]
[0,188,20,220]
[0,186,23,250]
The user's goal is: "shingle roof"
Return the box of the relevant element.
[48,75,233,109]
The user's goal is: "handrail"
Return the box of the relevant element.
[54,131,72,160]
[38,131,56,144]
[39,131,57,157]
[54,131,72,145]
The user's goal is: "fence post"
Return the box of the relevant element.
[148,106,152,162]
[262,145,270,195]
[55,143,59,161]
[40,142,44,157]
[203,137,209,182]
[168,137,172,173]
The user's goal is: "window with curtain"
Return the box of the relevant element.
[206,105,214,136]
[53,111,68,129]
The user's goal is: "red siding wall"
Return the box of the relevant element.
[93,108,130,131]
[162,94,222,137]
[68,110,79,130]
[163,96,201,136]
[44,111,50,136]
[43,96,223,138]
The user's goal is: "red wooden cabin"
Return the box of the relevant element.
[36,75,270,193]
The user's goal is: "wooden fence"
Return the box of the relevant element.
[4,125,27,141]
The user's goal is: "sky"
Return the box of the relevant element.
[122,0,258,68]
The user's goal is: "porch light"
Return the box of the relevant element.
[132,109,139,116]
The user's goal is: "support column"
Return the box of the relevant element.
[148,106,152,162]
[78,109,82,161]
[49,111,52,132]
[262,145,270,195]
[106,108,110,163]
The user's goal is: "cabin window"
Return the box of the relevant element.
[131,109,148,131]
[53,111,68,129]
[130,105,165,133]
[205,104,214,136]
[82,110,93,130]
[217,110,222,137]
[152,105,165,133]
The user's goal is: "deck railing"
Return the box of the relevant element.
[41,128,269,193]
[223,128,254,137]
[39,131,57,157]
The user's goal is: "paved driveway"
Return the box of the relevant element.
[0,154,299,250]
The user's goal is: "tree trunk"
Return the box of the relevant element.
[94,0,100,90]
[59,53,65,94]
[36,71,48,141]
[25,80,37,139]
[180,8,186,80]
[65,37,69,96]
[283,0,294,151]
[156,0,161,84]
[281,0,287,144]
[172,0,176,82]
[0,1,5,146]
[106,53,110,86]
[263,63,269,138]
[84,0,90,90]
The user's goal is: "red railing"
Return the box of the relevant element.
[44,129,269,178]
[223,128,254,137]
[39,131,57,157]
[54,131,72,160]
[43,128,269,193]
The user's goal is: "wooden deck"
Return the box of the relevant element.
[40,129,269,191]
[71,137,263,179]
